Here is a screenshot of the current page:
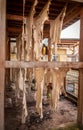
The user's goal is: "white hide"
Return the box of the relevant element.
[33,0,51,60]
[50,68,68,111]
[18,69,28,124]
[25,0,38,61]
[16,35,22,61]
[51,70,60,111]
[50,6,67,53]
[35,68,44,118]
[44,69,53,86]
[21,84,28,124]
[18,69,24,91]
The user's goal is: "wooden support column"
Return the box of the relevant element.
[48,38,51,61]
[0,0,6,130]
[5,37,10,87]
[77,7,83,125]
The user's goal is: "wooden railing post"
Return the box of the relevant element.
[0,0,6,130]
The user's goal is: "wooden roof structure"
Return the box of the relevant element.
[7,0,83,38]
[1,1,83,130]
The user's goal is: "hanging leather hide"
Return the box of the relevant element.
[35,68,45,118]
[25,0,38,61]
[33,0,51,60]
[50,5,67,54]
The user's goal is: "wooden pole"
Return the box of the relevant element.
[5,36,10,87]
[77,7,83,125]
[48,38,51,61]
[0,0,6,129]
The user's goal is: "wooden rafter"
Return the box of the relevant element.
[63,6,80,28]
[7,14,23,21]
[6,0,83,38]
[71,0,83,3]
[7,27,22,33]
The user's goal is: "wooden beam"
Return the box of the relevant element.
[71,0,83,3]
[7,14,52,24]
[7,27,22,33]
[7,14,23,21]
[0,0,6,129]
[61,39,79,45]
[4,61,83,69]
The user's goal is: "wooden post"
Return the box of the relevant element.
[77,7,83,125]
[48,38,51,61]
[0,0,6,130]
[5,37,10,87]
[0,1,6,128]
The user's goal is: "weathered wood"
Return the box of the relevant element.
[48,38,51,61]
[5,36,10,87]
[71,0,83,3]
[78,69,83,124]
[8,27,22,33]
[77,7,83,125]
[7,14,52,24]
[7,14,23,21]
[0,0,6,129]
[63,7,80,27]
[0,69,5,130]
[4,61,83,69]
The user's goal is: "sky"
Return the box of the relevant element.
[61,20,80,39]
